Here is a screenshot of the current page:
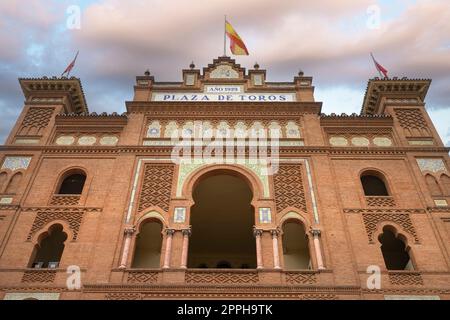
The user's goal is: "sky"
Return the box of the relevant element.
[0,0,449,145]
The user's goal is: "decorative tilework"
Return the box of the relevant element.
[14,138,40,145]
[55,136,75,145]
[408,140,433,146]
[0,197,13,204]
[77,136,97,146]
[99,136,119,146]
[434,199,448,207]
[351,137,370,146]
[417,158,447,173]
[209,65,239,79]
[1,156,32,171]
[3,292,60,300]
[373,137,393,146]
[259,208,272,223]
[329,136,348,146]
[176,159,270,198]
[185,74,196,86]
[174,207,186,223]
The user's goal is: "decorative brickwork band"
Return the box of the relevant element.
[285,271,317,285]
[388,272,424,286]
[21,270,56,283]
[271,229,281,269]
[365,196,396,207]
[362,213,419,243]
[119,226,136,269]
[19,107,55,136]
[273,164,307,213]
[137,163,174,212]
[185,270,259,284]
[49,195,80,206]
[394,108,431,137]
[163,229,175,269]
[180,228,191,269]
[310,229,325,270]
[27,211,84,241]
[127,271,158,284]
[253,227,264,269]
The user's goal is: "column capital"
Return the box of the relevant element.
[182,228,192,237]
[270,228,281,237]
[310,228,321,237]
[124,226,136,235]
[165,228,176,236]
[253,226,263,237]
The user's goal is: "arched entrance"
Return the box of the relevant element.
[187,171,257,269]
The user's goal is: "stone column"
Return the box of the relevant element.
[119,226,136,269]
[271,229,281,269]
[180,228,191,269]
[311,229,325,270]
[163,229,175,269]
[253,228,263,269]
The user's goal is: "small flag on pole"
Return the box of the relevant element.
[370,52,388,78]
[61,51,79,77]
[225,20,249,55]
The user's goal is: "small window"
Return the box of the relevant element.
[58,173,86,194]
[30,224,67,269]
[378,227,413,270]
[361,173,389,196]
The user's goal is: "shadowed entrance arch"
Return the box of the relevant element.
[188,171,256,268]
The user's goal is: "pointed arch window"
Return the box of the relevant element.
[30,224,67,269]
[378,226,414,270]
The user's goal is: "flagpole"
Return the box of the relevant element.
[67,51,79,77]
[370,52,383,78]
[223,15,227,56]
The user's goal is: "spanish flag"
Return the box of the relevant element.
[225,20,249,55]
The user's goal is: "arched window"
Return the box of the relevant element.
[361,171,389,196]
[131,220,163,268]
[282,220,311,269]
[58,172,86,195]
[425,174,442,196]
[30,224,67,268]
[378,227,413,270]
[440,174,450,195]
[0,172,7,193]
[5,172,23,194]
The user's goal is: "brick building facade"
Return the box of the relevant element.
[0,56,449,300]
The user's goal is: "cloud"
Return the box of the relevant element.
[0,0,449,144]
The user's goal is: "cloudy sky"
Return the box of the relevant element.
[0,0,449,145]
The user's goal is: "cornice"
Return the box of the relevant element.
[55,112,128,127]
[361,77,431,115]
[19,77,89,114]
[1,145,448,156]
